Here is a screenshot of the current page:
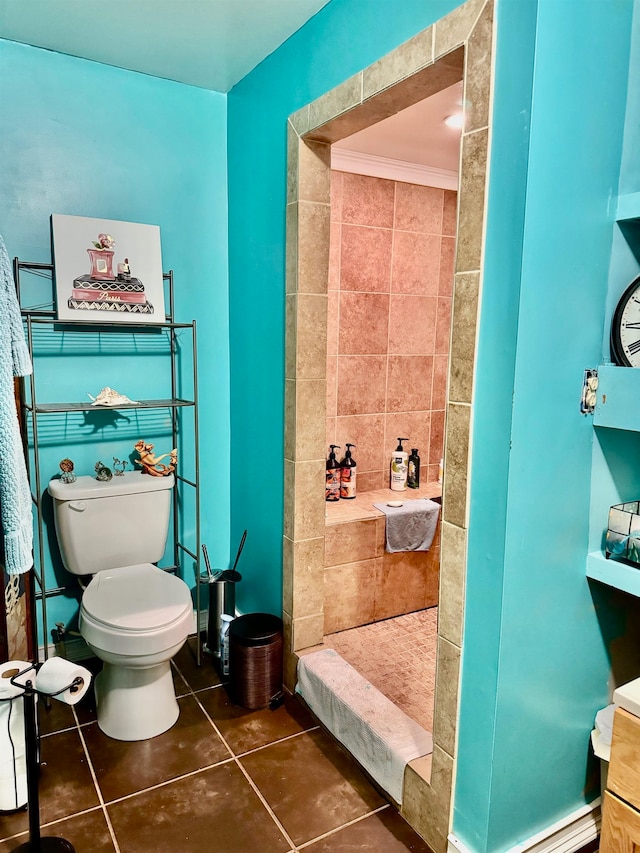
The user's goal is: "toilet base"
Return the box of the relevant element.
[95,661,179,741]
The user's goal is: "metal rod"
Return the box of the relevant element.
[231,530,248,573]
[202,544,213,579]
[23,683,42,849]
[176,543,198,561]
[192,319,201,665]
[23,316,193,330]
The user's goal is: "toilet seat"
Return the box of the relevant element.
[80,563,193,656]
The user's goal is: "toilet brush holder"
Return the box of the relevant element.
[200,570,241,658]
[10,663,91,853]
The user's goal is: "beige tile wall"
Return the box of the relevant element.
[324,516,440,634]
[327,171,455,490]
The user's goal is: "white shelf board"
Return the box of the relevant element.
[593,364,640,431]
[586,551,640,597]
[616,192,640,222]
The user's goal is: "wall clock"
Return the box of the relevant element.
[611,275,640,367]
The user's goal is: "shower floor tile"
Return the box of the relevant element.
[323,608,438,732]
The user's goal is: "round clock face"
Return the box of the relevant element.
[612,276,640,367]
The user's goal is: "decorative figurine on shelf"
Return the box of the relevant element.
[113,457,128,476]
[88,387,139,407]
[133,440,177,477]
[95,461,113,481]
[59,458,77,484]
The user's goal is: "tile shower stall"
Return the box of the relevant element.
[324,171,454,633]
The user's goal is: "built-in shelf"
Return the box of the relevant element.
[26,398,194,414]
[593,364,640,431]
[586,551,640,598]
[616,192,640,223]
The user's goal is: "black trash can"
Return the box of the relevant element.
[228,613,283,710]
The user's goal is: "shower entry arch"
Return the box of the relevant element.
[283,0,494,848]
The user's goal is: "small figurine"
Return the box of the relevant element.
[113,457,128,476]
[88,387,139,407]
[133,440,177,477]
[95,461,113,481]
[59,458,77,484]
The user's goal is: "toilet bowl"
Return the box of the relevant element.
[80,563,193,741]
[48,472,194,741]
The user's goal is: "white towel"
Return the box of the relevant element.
[0,235,33,574]
[373,498,440,553]
[296,648,433,804]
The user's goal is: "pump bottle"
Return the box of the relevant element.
[407,448,420,489]
[325,445,341,502]
[390,438,409,491]
[340,444,357,499]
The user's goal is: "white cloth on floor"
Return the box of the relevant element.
[373,498,440,553]
[296,648,433,804]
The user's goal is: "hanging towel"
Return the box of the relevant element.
[0,234,33,574]
[373,498,440,553]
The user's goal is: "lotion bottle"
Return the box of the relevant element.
[325,445,341,502]
[340,444,357,499]
[390,438,409,491]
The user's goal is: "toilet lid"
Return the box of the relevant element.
[81,564,192,631]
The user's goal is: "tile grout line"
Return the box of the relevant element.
[74,714,122,853]
[0,804,107,845]
[297,803,391,849]
[100,758,236,809]
[232,756,300,852]
[176,660,322,761]
[179,665,309,852]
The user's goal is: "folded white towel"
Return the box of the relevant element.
[373,498,440,553]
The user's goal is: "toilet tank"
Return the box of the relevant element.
[47,472,174,576]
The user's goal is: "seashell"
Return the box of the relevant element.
[88,387,139,407]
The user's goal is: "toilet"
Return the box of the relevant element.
[47,472,193,741]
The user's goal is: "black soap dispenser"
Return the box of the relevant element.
[407,448,420,489]
[340,444,357,500]
[325,445,341,502]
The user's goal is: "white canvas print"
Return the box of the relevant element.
[52,214,165,324]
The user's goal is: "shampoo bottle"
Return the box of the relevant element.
[340,443,357,499]
[325,445,341,502]
[407,448,420,489]
[390,438,409,491]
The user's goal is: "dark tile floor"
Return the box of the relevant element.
[0,639,435,852]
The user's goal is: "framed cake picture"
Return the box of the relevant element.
[51,214,165,324]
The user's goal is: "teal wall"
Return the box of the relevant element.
[0,40,229,634]
[2,0,637,847]
[229,0,635,850]
[227,0,460,616]
[456,0,635,851]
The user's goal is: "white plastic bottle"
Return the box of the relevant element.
[390,438,409,491]
[220,614,233,676]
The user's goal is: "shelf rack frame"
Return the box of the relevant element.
[13,258,202,666]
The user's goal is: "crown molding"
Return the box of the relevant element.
[331,148,459,190]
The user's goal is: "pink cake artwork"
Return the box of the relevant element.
[52,215,165,325]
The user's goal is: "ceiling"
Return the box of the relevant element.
[0,0,331,93]
[335,82,463,173]
[0,0,461,173]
